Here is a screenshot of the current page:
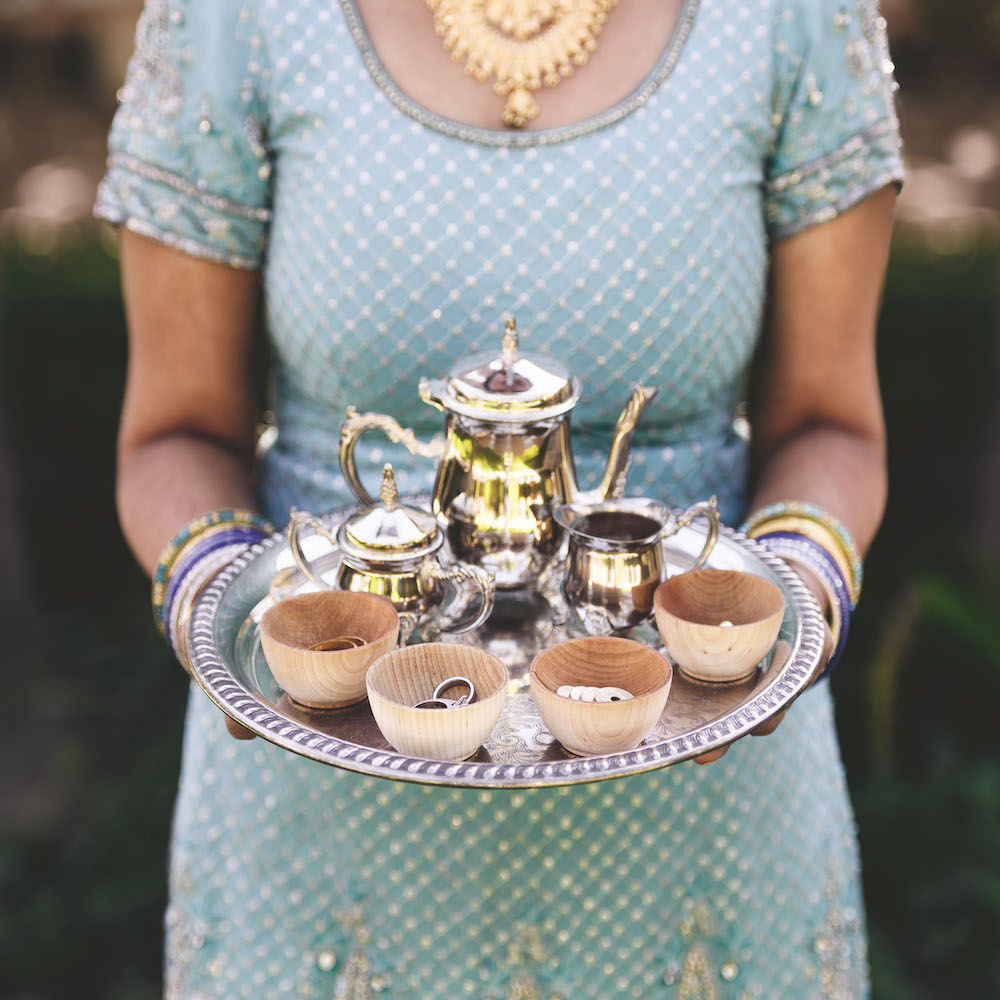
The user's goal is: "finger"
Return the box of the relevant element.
[225,714,257,740]
[751,708,788,736]
[694,744,730,765]
[746,641,794,737]
[813,625,836,684]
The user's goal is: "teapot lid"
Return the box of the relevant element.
[433,318,580,421]
[336,465,442,561]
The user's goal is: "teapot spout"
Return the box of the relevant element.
[586,384,659,501]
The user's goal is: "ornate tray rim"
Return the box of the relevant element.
[189,518,825,788]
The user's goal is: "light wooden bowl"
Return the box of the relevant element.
[259,591,399,708]
[529,637,672,756]
[366,643,509,761]
[653,569,785,683]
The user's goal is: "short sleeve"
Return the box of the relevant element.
[94,0,271,268]
[764,0,904,240]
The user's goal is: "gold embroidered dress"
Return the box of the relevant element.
[96,0,903,996]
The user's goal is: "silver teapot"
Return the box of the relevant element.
[339,318,658,589]
[287,465,495,637]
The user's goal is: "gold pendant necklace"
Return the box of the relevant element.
[424,0,621,128]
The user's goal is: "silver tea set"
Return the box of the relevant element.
[288,318,720,636]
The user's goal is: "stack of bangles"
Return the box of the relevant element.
[152,508,275,673]
[739,501,862,680]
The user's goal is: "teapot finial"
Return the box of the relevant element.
[380,463,399,509]
[501,317,519,375]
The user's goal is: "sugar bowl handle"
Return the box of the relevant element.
[668,496,720,571]
[287,508,338,590]
[339,406,445,507]
[422,560,496,634]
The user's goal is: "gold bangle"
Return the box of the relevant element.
[741,501,863,602]
[747,514,860,604]
[152,508,275,633]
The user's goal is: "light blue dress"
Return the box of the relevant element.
[97,1,903,996]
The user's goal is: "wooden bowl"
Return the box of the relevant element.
[366,643,508,761]
[653,569,785,682]
[529,637,672,756]
[259,591,399,708]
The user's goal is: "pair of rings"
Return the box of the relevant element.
[414,676,476,710]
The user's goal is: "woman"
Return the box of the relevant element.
[97,0,903,995]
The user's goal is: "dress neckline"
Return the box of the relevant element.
[337,0,702,147]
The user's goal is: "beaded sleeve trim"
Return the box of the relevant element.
[106,152,272,222]
[769,165,903,240]
[94,207,262,271]
[95,150,271,268]
[765,119,897,194]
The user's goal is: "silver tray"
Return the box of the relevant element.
[189,498,825,788]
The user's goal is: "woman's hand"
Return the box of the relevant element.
[225,715,258,740]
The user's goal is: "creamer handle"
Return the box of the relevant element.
[286,508,337,591]
[672,496,721,571]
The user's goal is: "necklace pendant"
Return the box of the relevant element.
[427,0,619,129]
[502,87,540,128]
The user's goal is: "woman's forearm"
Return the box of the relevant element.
[747,187,896,561]
[118,433,259,577]
[746,422,887,558]
[116,232,263,578]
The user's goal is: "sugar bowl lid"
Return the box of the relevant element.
[336,464,442,562]
[420,318,581,421]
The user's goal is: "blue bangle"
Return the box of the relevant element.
[740,500,863,604]
[753,530,852,680]
[152,508,275,632]
[161,525,268,639]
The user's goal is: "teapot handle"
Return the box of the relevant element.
[339,406,445,506]
[287,508,338,591]
[668,496,721,571]
[421,560,496,634]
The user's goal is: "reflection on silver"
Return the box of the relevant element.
[338,321,659,588]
